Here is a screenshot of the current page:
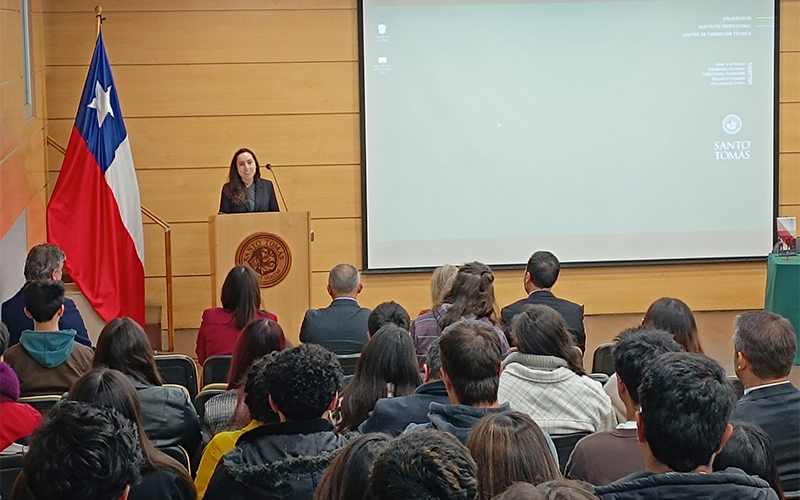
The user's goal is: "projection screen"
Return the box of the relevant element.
[360,0,778,271]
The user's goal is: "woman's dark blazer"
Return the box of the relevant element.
[219,177,279,213]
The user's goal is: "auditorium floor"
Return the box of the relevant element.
[170,310,800,385]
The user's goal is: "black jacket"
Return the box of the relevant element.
[219,177,279,214]
[359,380,451,436]
[204,419,350,500]
[129,469,193,500]
[733,382,800,494]
[593,468,779,500]
[299,299,371,354]
[501,290,586,349]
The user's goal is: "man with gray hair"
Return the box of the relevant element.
[732,311,800,497]
[299,263,371,354]
[2,244,91,347]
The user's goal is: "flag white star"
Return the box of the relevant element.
[87,81,114,127]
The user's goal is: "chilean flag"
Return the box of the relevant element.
[47,33,146,326]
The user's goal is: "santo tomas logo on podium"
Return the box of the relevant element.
[236,233,292,288]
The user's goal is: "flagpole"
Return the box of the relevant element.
[95,5,104,36]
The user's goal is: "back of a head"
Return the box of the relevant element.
[265,343,343,420]
[68,368,143,427]
[314,433,391,500]
[639,352,735,472]
[467,411,560,500]
[426,338,443,381]
[535,480,598,500]
[220,265,262,330]
[642,297,703,354]
[22,400,143,500]
[512,305,583,375]
[23,280,65,323]
[24,244,65,281]
[368,301,411,335]
[0,321,9,356]
[243,353,280,424]
[491,482,544,500]
[439,319,503,406]
[337,324,420,432]
[713,421,784,498]
[329,263,360,296]
[370,429,478,500]
[526,251,560,289]
[733,311,797,380]
[612,327,682,405]
[227,318,286,389]
[442,262,497,325]
[93,317,163,386]
[431,264,459,309]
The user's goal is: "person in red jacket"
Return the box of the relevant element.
[0,322,41,452]
[196,266,277,365]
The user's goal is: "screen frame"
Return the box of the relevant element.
[358,0,781,273]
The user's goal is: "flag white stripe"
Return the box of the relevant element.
[104,136,145,265]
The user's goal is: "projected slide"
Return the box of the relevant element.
[361,0,776,270]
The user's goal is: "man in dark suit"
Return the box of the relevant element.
[299,263,371,354]
[500,250,586,350]
[359,338,450,435]
[1,244,91,348]
[732,311,800,497]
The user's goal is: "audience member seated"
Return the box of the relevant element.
[204,343,349,500]
[313,433,391,500]
[1,244,91,348]
[0,322,41,454]
[299,263,371,354]
[93,317,201,457]
[467,411,561,500]
[593,353,779,500]
[67,368,196,500]
[732,311,799,497]
[203,318,285,442]
[195,265,278,365]
[496,480,600,500]
[406,319,512,444]
[418,264,458,316]
[714,422,785,500]
[605,297,704,422]
[498,305,614,435]
[501,251,585,350]
[12,401,143,500]
[367,301,411,337]
[195,354,280,498]
[4,280,92,397]
[566,327,681,485]
[359,338,450,435]
[335,324,421,433]
[411,262,510,368]
[370,429,478,500]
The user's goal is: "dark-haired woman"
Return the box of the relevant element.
[334,324,421,433]
[203,318,285,440]
[410,261,510,368]
[498,305,615,435]
[219,148,279,214]
[93,318,201,457]
[714,422,786,500]
[313,433,391,500]
[196,265,278,365]
[68,368,197,500]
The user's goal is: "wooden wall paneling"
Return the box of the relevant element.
[145,275,211,329]
[25,187,47,246]
[22,70,45,139]
[0,9,22,84]
[0,1,18,11]
[143,222,211,277]
[276,164,361,219]
[47,114,361,169]
[47,62,359,119]
[781,103,799,153]
[42,0,355,13]
[0,79,25,160]
[44,10,357,66]
[782,1,799,53]
[310,218,362,272]
[780,204,800,220]
[782,52,799,103]
[780,154,800,205]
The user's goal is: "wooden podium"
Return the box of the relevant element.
[209,212,311,345]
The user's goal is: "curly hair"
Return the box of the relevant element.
[263,343,343,420]
[243,352,279,423]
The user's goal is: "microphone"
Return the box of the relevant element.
[265,164,289,212]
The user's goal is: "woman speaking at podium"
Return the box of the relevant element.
[219,148,279,213]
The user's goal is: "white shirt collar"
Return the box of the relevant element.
[332,296,357,302]
[616,420,638,430]
[743,380,791,395]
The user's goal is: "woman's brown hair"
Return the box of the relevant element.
[441,261,498,327]
[313,433,391,500]
[512,305,585,375]
[642,297,704,354]
[222,147,261,206]
[220,265,263,331]
[93,317,163,386]
[467,411,561,500]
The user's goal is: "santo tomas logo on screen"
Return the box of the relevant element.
[714,114,750,160]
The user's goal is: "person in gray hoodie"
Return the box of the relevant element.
[4,280,92,397]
